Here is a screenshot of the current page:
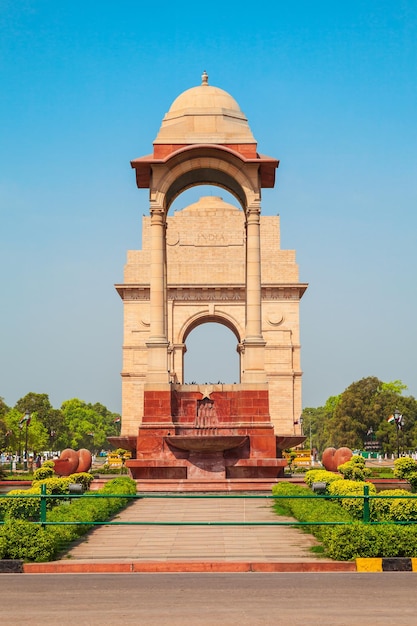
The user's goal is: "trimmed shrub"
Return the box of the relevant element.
[371,489,417,522]
[32,476,72,493]
[272,482,417,560]
[0,485,42,521]
[304,469,340,490]
[1,519,56,561]
[322,523,417,560]
[393,458,417,492]
[393,457,417,478]
[327,479,377,519]
[0,529,6,558]
[271,482,352,540]
[67,472,94,490]
[0,476,137,562]
[33,464,55,481]
[337,455,371,481]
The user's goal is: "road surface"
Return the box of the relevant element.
[0,572,416,625]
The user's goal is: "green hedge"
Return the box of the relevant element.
[0,472,95,522]
[327,479,377,519]
[272,482,417,560]
[303,469,341,489]
[0,476,137,562]
[322,523,417,560]
[371,489,417,522]
[271,482,352,540]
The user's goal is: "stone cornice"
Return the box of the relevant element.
[130,144,279,189]
[115,284,308,301]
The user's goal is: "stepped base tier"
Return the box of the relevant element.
[111,384,305,485]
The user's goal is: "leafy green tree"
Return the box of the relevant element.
[326,377,382,448]
[321,377,416,453]
[328,376,405,449]
[301,395,341,453]
[60,398,120,452]
[377,394,417,456]
[15,393,52,421]
[3,408,49,457]
[0,398,11,451]
[14,393,67,452]
[0,397,10,418]
[302,377,417,454]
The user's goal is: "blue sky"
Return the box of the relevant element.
[1,0,416,413]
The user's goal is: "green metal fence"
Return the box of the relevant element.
[1,484,417,528]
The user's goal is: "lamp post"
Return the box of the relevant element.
[394,409,404,459]
[49,430,56,457]
[23,410,31,471]
[18,427,22,462]
[5,430,13,472]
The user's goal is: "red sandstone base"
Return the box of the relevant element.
[120,384,303,489]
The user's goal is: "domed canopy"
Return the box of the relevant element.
[180,195,241,214]
[154,71,256,146]
[131,72,279,192]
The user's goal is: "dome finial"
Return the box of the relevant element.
[201,70,208,86]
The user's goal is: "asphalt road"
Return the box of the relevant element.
[1,572,416,625]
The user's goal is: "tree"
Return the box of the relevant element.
[377,394,417,456]
[15,393,66,452]
[15,392,52,420]
[3,408,49,458]
[0,396,10,418]
[0,397,10,452]
[321,377,416,453]
[60,398,120,452]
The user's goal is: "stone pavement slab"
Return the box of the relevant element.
[62,495,332,563]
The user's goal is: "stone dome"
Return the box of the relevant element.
[180,195,241,214]
[153,71,256,146]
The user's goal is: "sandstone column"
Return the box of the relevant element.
[243,203,266,382]
[146,204,169,382]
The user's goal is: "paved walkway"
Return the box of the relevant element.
[63,495,332,563]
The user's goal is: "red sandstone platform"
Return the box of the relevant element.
[23,561,356,573]
[90,478,290,492]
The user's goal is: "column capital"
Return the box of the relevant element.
[246,204,261,222]
[150,205,165,220]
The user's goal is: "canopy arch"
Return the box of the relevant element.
[179,310,243,345]
[147,145,264,214]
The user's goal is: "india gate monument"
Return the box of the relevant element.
[112,72,307,490]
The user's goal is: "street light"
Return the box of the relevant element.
[393,409,404,459]
[23,410,31,471]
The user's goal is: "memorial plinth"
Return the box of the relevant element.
[124,384,291,484]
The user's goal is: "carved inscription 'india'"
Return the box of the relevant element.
[180,231,244,247]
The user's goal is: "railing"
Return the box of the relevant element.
[1,484,417,528]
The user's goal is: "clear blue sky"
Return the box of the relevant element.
[1,1,416,413]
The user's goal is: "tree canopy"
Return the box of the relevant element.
[0,392,121,457]
[302,377,417,455]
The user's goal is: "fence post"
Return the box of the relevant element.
[40,483,47,528]
[363,484,370,523]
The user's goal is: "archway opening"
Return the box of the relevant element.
[184,322,239,384]
[170,185,241,213]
